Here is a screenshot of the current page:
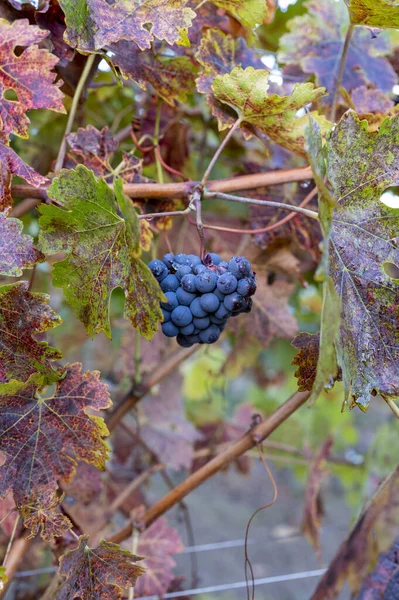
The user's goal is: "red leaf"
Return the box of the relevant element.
[0,211,44,275]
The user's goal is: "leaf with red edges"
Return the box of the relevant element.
[0,363,111,504]
[0,281,62,393]
[56,535,144,599]
[19,490,72,543]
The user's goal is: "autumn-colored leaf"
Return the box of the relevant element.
[60,0,196,52]
[292,332,320,392]
[344,0,399,28]
[351,86,395,115]
[110,42,196,106]
[0,212,44,276]
[302,437,333,559]
[211,66,329,155]
[0,363,111,504]
[38,166,164,339]
[139,374,202,470]
[0,18,65,139]
[133,515,184,598]
[66,125,118,179]
[311,465,399,600]
[0,281,62,393]
[0,142,48,212]
[56,535,144,599]
[322,112,399,409]
[19,490,72,543]
[354,536,399,600]
[209,0,268,28]
[278,0,397,99]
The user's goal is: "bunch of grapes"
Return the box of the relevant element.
[148,252,256,347]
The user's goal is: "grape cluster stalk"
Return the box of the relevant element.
[148,252,257,347]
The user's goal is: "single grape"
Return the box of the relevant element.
[162,309,171,322]
[148,259,168,281]
[193,316,211,330]
[228,256,251,279]
[192,263,207,275]
[195,270,218,293]
[160,291,178,311]
[199,324,221,344]
[186,334,201,344]
[190,297,207,318]
[173,253,191,266]
[193,328,201,334]
[208,252,221,265]
[199,293,220,313]
[162,253,175,269]
[214,288,226,302]
[180,322,195,335]
[217,272,237,294]
[210,315,226,325]
[214,304,231,320]
[176,287,197,306]
[160,274,179,292]
[171,305,193,327]
[219,261,229,270]
[187,254,202,267]
[217,264,228,276]
[237,276,256,297]
[176,265,192,281]
[162,321,179,337]
[243,297,253,313]
[176,334,193,348]
[224,292,246,312]
[181,274,197,293]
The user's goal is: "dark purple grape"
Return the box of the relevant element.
[224,292,246,312]
[237,276,256,297]
[161,291,178,311]
[195,270,218,293]
[176,265,192,281]
[228,256,251,279]
[192,263,207,275]
[162,321,179,337]
[199,293,220,313]
[180,322,195,335]
[210,315,226,325]
[217,272,237,294]
[160,274,179,292]
[193,316,211,330]
[187,254,202,267]
[176,334,193,347]
[214,304,231,320]
[199,324,221,344]
[176,287,197,306]
[214,288,226,302]
[162,309,171,322]
[208,252,221,265]
[181,274,197,293]
[173,253,191,267]
[186,334,201,344]
[171,305,193,327]
[162,253,175,268]
[148,259,168,281]
[190,297,207,318]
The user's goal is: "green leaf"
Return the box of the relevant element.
[344,0,399,28]
[211,66,329,155]
[318,112,399,409]
[209,0,268,29]
[59,0,196,52]
[38,166,164,339]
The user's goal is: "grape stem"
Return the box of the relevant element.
[192,186,206,259]
[204,191,319,220]
[330,24,354,123]
[201,118,242,187]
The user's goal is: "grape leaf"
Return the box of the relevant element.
[351,86,395,115]
[354,536,399,600]
[344,0,399,28]
[211,66,328,155]
[0,18,65,139]
[0,363,111,504]
[38,166,164,339]
[66,125,118,178]
[195,28,264,97]
[312,464,399,599]
[323,112,399,409]
[133,515,184,598]
[0,141,48,212]
[56,535,144,599]
[301,437,333,559]
[278,0,397,99]
[0,212,44,276]
[209,0,268,28]
[139,374,202,470]
[109,42,196,106]
[0,281,62,393]
[19,490,72,543]
[60,0,196,52]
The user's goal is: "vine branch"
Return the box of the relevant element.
[107,390,310,544]
[330,24,354,123]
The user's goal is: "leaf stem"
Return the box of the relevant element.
[204,191,319,220]
[2,515,20,569]
[154,99,164,184]
[330,25,354,123]
[385,397,399,421]
[138,206,193,220]
[54,54,96,175]
[201,118,242,187]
